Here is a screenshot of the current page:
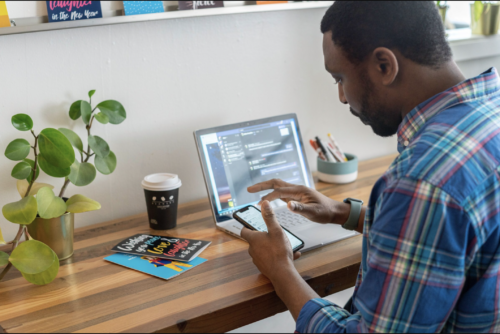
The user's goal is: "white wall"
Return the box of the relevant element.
[0,5,497,242]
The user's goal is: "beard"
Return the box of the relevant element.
[350,74,401,138]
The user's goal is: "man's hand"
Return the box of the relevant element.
[240,200,301,281]
[248,179,349,225]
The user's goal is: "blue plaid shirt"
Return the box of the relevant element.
[296,68,500,333]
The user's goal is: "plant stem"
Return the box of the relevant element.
[24,131,38,198]
[0,226,25,282]
[0,263,13,281]
[59,178,70,198]
[84,115,95,163]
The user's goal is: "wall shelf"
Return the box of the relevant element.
[0,1,333,36]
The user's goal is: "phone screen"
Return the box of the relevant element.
[235,206,304,251]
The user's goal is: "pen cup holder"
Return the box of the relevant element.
[317,153,358,184]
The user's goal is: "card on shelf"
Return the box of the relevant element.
[178,1,224,10]
[0,1,10,28]
[256,1,289,4]
[111,233,211,262]
[123,1,164,16]
[46,1,103,22]
[105,253,207,281]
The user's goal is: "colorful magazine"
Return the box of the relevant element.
[123,1,164,16]
[105,253,207,281]
[110,234,211,262]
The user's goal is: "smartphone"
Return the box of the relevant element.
[233,205,305,252]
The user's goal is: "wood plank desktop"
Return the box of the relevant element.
[0,154,397,333]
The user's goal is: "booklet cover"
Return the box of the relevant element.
[105,253,207,281]
[178,1,224,10]
[0,1,10,28]
[46,1,103,22]
[111,234,211,262]
[123,1,164,16]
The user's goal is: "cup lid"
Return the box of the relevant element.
[142,173,182,191]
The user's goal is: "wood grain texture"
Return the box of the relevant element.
[0,154,397,333]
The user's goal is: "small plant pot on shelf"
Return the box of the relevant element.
[317,154,358,185]
[471,3,500,36]
[27,212,74,261]
[438,5,448,25]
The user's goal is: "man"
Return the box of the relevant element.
[241,1,500,333]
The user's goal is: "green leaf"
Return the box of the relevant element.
[58,128,84,153]
[69,160,96,187]
[96,100,127,125]
[11,161,32,180]
[38,128,75,168]
[38,154,71,178]
[0,251,9,266]
[12,114,34,132]
[9,240,55,274]
[25,158,39,183]
[66,195,101,213]
[2,196,38,225]
[81,101,93,125]
[94,112,109,125]
[88,90,96,98]
[17,180,54,198]
[21,250,59,285]
[69,101,82,120]
[88,135,110,158]
[0,227,5,245]
[474,1,484,22]
[95,151,117,175]
[5,139,31,161]
[36,187,67,219]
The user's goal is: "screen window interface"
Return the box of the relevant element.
[235,206,303,250]
[200,118,310,218]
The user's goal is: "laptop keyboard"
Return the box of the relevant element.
[276,211,315,230]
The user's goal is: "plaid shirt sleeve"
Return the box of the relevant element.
[296,177,471,333]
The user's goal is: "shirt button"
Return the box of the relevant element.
[404,141,409,147]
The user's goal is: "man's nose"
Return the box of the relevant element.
[338,84,348,105]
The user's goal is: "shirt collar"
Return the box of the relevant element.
[396,67,500,153]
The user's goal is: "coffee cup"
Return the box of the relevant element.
[142,173,182,230]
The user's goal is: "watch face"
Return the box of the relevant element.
[344,197,364,205]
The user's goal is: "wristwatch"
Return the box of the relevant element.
[342,198,364,231]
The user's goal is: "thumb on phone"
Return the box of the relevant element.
[260,200,281,234]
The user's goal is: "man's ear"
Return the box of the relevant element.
[370,47,399,86]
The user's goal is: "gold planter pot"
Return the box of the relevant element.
[471,3,500,36]
[438,5,448,25]
[27,212,75,261]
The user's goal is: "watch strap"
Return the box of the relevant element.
[342,198,363,231]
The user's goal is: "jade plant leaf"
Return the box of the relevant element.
[94,112,109,125]
[12,114,34,132]
[95,151,117,175]
[36,187,67,219]
[96,100,127,125]
[69,160,96,187]
[11,161,32,180]
[9,240,55,274]
[0,251,9,266]
[5,139,31,161]
[88,90,96,98]
[2,196,38,225]
[25,158,39,183]
[66,195,101,214]
[69,100,83,120]
[17,180,54,198]
[58,128,84,153]
[81,101,93,125]
[88,135,110,158]
[21,250,59,285]
[38,154,71,178]
[38,128,75,168]
[0,227,5,245]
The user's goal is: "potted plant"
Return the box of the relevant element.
[436,1,448,25]
[0,90,126,285]
[471,1,500,35]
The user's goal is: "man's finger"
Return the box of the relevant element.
[260,200,282,234]
[259,187,304,204]
[293,252,302,260]
[247,179,292,193]
[240,227,257,242]
[287,201,322,221]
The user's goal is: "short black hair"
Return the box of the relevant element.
[321,1,452,67]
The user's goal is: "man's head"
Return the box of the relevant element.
[321,1,452,137]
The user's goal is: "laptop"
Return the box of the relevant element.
[194,113,356,252]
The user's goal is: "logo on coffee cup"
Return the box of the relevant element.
[152,195,176,208]
[150,219,158,225]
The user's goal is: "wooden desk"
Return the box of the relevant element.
[0,154,396,333]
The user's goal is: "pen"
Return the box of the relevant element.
[327,142,344,162]
[310,139,326,161]
[327,133,348,162]
[315,137,335,162]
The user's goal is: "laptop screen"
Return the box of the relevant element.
[196,114,313,222]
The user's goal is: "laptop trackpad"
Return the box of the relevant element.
[294,223,356,246]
